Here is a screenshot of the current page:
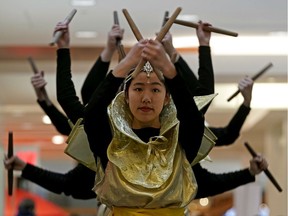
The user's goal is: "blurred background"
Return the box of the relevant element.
[0,0,287,215]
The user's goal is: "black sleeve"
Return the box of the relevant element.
[21,163,96,199]
[84,72,124,167]
[37,100,71,136]
[197,46,214,95]
[56,49,85,124]
[209,104,251,146]
[174,46,214,114]
[175,46,214,97]
[174,56,199,95]
[81,56,110,105]
[193,163,255,199]
[196,46,215,114]
[165,73,205,163]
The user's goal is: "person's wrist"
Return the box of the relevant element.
[36,94,45,101]
[57,42,70,49]
[162,62,176,79]
[249,167,256,176]
[199,42,209,46]
[21,163,28,170]
[243,100,251,107]
[170,51,179,63]
[101,49,114,62]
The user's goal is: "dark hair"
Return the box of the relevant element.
[17,198,35,216]
[123,69,168,96]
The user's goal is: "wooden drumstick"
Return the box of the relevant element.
[166,18,238,37]
[244,142,282,192]
[122,9,161,76]
[113,11,126,61]
[227,63,273,102]
[27,57,39,74]
[49,9,77,46]
[8,131,13,196]
[162,11,169,27]
[114,10,119,25]
[132,7,182,78]
[122,9,144,41]
[155,7,182,41]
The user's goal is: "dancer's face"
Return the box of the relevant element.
[126,71,169,129]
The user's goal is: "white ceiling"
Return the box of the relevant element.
[0,0,287,46]
[0,0,287,155]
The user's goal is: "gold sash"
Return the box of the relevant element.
[110,206,185,216]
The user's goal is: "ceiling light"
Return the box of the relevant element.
[42,115,51,124]
[75,31,98,38]
[52,135,65,145]
[71,0,95,6]
[199,198,209,207]
[173,35,288,56]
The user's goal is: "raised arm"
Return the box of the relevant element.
[197,21,214,96]
[54,22,85,124]
[144,39,204,163]
[81,24,124,105]
[209,76,253,146]
[161,21,214,96]
[84,41,144,167]
[31,71,71,135]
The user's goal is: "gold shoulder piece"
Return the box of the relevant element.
[194,93,218,111]
[191,126,216,166]
[65,118,97,171]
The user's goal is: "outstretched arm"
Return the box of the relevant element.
[194,154,268,198]
[4,155,96,199]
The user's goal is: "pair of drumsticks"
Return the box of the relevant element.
[49,8,273,101]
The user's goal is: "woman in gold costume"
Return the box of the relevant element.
[84,38,206,216]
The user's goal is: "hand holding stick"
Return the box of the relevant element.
[227,63,273,102]
[155,7,182,41]
[244,142,282,192]
[27,57,39,74]
[113,11,126,61]
[7,131,13,196]
[126,7,182,78]
[49,9,77,46]
[167,18,238,37]
[122,9,161,78]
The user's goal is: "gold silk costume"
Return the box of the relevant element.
[64,92,217,215]
[64,93,217,172]
[92,92,217,215]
